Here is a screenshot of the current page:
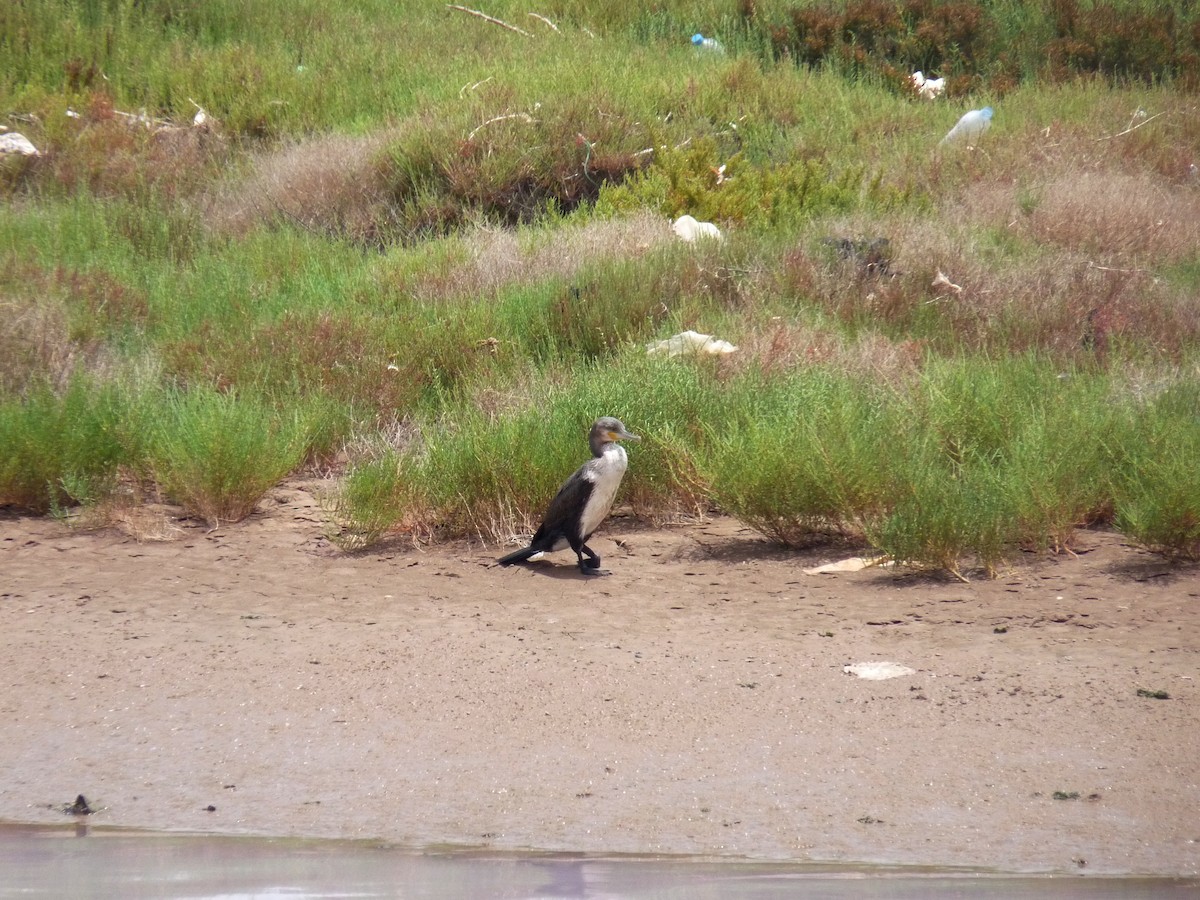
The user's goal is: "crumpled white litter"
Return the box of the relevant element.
[0,133,40,156]
[646,330,737,357]
[932,269,962,294]
[910,71,945,100]
[843,662,917,680]
[803,556,888,574]
[672,214,723,242]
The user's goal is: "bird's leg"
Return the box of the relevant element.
[575,544,608,576]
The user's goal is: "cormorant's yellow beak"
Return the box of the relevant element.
[610,429,641,442]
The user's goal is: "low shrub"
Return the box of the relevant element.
[327,450,414,550]
[1114,382,1200,559]
[0,377,132,513]
[334,353,723,546]
[375,96,647,243]
[146,386,312,525]
[597,139,882,229]
[868,358,1126,573]
[702,371,900,545]
[869,446,1017,579]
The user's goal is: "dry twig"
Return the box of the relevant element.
[1095,110,1166,142]
[459,76,494,98]
[527,13,559,32]
[467,112,536,141]
[446,4,532,37]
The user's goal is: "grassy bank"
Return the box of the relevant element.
[2,1,1198,574]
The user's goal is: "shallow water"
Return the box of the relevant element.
[1,825,1196,899]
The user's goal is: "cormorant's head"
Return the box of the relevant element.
[589,417,641,455]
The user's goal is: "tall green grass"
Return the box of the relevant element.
[702,371,901,545]
[145,386,319,526]
[867,358,1122,575]
[331,353,721,548]
[0,376,134,513]
[1114,382,1200,559]
[332,354,1165,578]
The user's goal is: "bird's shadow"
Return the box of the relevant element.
[679,532,865,566]
[492,561,613,580]
[1102,556,1198,584]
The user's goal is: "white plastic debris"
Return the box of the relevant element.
[931,269,962,294]
[843,662,917,680]
[940,106,993,148]
[672,214,723,242]
[691,33,724,53]
[910,71,945,100]
[0,133,40,156]
[646,330,737,358]
[803,555,888,574]
[189,98,211,128]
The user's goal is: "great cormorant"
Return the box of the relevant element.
[497,417,641,576]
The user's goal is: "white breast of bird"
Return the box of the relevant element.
[580,444,629,539]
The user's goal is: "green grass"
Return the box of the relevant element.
[3,1,1200,575]
[865,358,1124,575]
[145,386,320,526]
[0,376,133,513]
[1114,383,1200,559]
[701,371,901,545]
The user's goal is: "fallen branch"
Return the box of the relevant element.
[447,5,532,37]
[527,12,559,32]
[1095,110,1165,142]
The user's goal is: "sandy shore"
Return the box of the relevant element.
[1,482,1197,876]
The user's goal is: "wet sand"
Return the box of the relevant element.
[1,482,1197,877]
[2,825,1198,899]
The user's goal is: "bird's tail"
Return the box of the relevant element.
[497,545,538,566]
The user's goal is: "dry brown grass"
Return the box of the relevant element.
[27,96,230,200]
[778,167,1200,365]
[0,293,75,393]
[204,131,396,243]
[161,309,438,411]
[384,210,675,301]
[946,165,1200,358]
[963,170,1200,264]
[0,293,118,393]
[735,318,925,387]
[63,476,185,542]
[0,261,150,392]
[203,104,648,249]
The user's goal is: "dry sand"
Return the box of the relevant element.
[1,482,1197,876]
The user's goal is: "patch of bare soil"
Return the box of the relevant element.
[1,482,1197,876]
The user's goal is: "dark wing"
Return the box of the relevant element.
[528,466,595,550]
